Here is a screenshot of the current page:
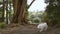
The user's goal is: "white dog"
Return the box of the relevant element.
[37,23,48,32]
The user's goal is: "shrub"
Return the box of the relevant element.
[33,18,40,23]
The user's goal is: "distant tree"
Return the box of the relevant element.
[2,0,5,21]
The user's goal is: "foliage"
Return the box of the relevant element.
[33,18,40,23]
[27,11,43,23]
[41,12,47,22]
[45,0,60,26]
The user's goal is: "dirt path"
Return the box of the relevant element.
[0,25,60,34]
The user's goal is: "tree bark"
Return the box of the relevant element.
[11,0,27,25]
[2,0,5,21]
[11,0,35,25]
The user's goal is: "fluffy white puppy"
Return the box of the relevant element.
[37,23,48,32]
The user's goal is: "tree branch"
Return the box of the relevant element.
[27,0,35,9]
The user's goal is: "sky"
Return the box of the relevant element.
[27,0,48,12]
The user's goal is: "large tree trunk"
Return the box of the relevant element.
[11,0,27,25]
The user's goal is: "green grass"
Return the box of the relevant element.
[0,22,7,29]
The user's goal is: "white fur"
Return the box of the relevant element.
[37,23,48,32]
